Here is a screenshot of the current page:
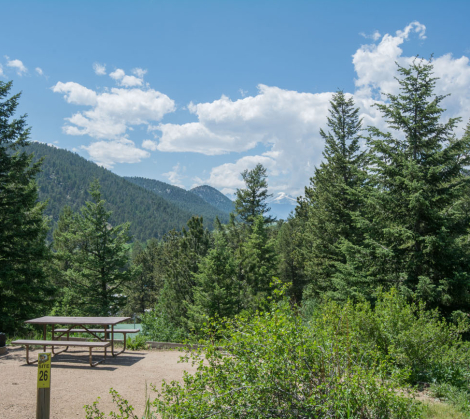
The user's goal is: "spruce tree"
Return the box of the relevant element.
[187,231,241,330]
[53,180,136,316]
[235,164,276,225]
[0,81,53,333]
[300,90,365,300]
[241,215,277,308]
[338,60,470,314]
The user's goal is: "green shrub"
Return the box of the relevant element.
[308,289,470,389]
[151,301,421,418]
[141,304,187,343]
[126,334,149,351]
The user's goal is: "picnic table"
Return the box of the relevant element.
[12,316,139,367]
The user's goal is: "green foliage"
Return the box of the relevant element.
[155,302,421,418]
[52,180,137,316]
[122,240,160,316]
[335,60,470,313]
[235,163,276,225]
[241,215,278,308]
[126,334,149,351]
[429,383,470,416]
[307,289,470,389]
[0,81,53,334]
[141,298,187,343]
[299,90,366,301]
[24,142,198,241]
[124,177,231,229]
[186,231,243,331]
[190,184,235,214]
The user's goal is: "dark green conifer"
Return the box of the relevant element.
[300,90,365,300]
[338,60,470,313]
[0,81,53,333]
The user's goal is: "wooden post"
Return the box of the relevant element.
[37,353,51,419]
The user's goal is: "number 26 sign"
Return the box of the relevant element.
[37,353,51,389]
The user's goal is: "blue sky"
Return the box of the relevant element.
[1,0,470,198]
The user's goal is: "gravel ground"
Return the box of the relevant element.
[0,346,196,418]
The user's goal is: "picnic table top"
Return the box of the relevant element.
[24,316,131,326]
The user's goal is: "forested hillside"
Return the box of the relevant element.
[124,176,230,226]
[24,142,195,241]
[190,185,235,213]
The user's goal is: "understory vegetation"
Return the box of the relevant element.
[2,58,470,417]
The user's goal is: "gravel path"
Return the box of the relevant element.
[0,346,196,418]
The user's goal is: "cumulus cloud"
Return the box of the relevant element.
[81,138,150,168]
[35,67,44,76]
[109,68,145,87]
[142,139,158,151]
[0,64,3,77]
[53,82,175,139]
[6,58,27,75]
[93,63,106,75]
[359,30,381,41]
[154,21,470,196]
[163,163,186,188]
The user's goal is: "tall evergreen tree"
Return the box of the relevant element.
[235,164,276,225]
[0,81,53,333]
[300,90,365,300]
[187,231,242,331]
[242,215,278,309]
[52,180,136,316]
[338,60,470,314]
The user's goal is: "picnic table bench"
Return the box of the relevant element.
[11,316,138,367]
[11,340,110,367]
[53,328,139,354]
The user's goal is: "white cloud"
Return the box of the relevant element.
[194,155,278,195]
[163,163,186,188]
[154,21,470,196]
[93,63,106,75]
[359,30,382,41]
[53,82,175,139]
[35,67,44,76]
[109,68,145,87]
[52,82,98,106]
[81,138,150,168]
[0,64,3,77]
[6,58,27,75]
[142,139,158,151]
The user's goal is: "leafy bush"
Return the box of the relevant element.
[86,300,421,418]
[152,301,420,418]
[307,289,470,389]
[141,302,187,343]
[126,334,149,351]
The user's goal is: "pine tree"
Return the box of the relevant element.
[338,60,470,313]
[52,180,136,316]
[300,90,365,300]
[242,215,277,308]
[235,164,276,225]
[187,231,242,330]
[0,81,53,333]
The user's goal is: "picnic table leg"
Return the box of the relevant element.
[26,345,38,365]
[111,324,115,356]
[43,325,47,352]
[89,346,106,367]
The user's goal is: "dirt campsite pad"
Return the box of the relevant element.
[0,346,197,419]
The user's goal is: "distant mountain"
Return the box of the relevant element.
[25,143,205,241]
[124,177,230,224]
[267,192,297,220]
[190,185,235,214]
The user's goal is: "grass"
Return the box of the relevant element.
[422,401,468,419]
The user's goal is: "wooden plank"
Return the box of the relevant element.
[54,328,139,333]
[11,340,111,348]
[24,316,131,325]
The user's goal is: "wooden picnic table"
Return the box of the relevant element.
[25,316,131,357]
